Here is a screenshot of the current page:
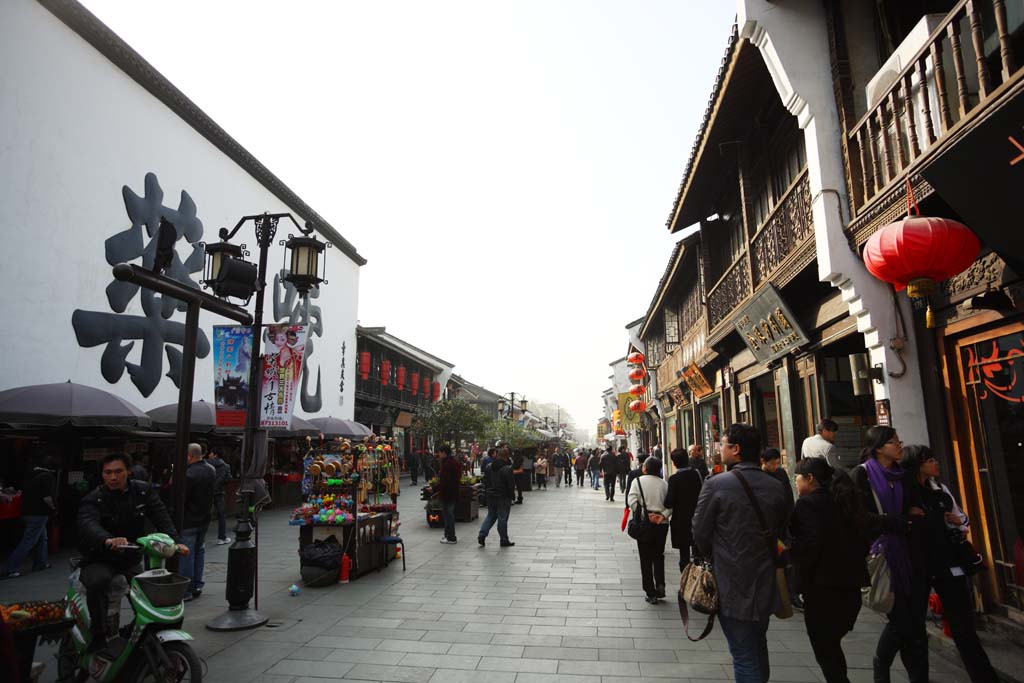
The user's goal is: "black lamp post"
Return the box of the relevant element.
[205,213,326,632]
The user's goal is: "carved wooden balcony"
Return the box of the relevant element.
[846,0,1021,241]
[750,170,813,288]
[707,253,750,331]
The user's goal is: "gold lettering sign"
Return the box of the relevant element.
[732,286,809,364]
[682,362,713,399]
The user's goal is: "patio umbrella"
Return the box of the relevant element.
[146,400,220,434]
[0,381,152,428]
[269,415,319,438]
[308,416,373,438]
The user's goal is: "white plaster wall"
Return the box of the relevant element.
[738,0,929,443]
[0,0,360,419]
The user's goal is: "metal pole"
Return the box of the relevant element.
[171,300,201,533]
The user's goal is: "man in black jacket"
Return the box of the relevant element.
[205,447,231,545]
[76,453,185,651]
[600,447,619,501]
[180,443,216,601]
[477,447,515,547]
[616,447,631,493]
[1,457,57,578]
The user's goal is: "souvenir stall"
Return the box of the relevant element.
[419,472,482,527]
[289,436,401,582]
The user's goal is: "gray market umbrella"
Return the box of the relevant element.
[0,381,152,428]
[308,416,373,438]
[146,400,219,434]
[269,415,319,438]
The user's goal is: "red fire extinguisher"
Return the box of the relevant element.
[339,553,353,584]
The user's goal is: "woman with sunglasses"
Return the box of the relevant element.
[852,426,928,683]
[901,445,997,682]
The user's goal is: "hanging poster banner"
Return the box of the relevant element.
[260,324,308,429]
[213,325,253,428]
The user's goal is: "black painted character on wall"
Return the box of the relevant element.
[72,173,211,397]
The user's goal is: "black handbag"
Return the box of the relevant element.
[627,479,655,542]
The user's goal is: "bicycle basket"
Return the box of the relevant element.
[135,573,190,607]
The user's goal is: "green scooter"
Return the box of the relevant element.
[57,533,203,682]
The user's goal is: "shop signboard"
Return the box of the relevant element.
[732,285,809,364]
[260,324,308,429]
[681,363,713,399]
[213,326,254,428]
[921,90,1024,274]
[617,393,641,430]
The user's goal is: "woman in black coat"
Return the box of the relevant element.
[663,448,702,571]
[790,457,870,683]
[901,445,997,683]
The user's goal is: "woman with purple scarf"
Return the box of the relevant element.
[851,426,929,683]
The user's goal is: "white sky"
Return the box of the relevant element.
[80,0,737,432]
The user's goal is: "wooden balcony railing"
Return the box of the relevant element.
[707,253,750,331]
[848,0,1021,216]
[750,169,812,287]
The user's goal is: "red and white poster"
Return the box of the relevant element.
[259,324,307,429]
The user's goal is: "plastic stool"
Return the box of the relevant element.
[381,536,405,571]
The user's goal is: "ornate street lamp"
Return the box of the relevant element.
[282,234,328,295]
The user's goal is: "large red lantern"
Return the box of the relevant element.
[629,399,647,413]
[396,366,406,391]
[359,351,370,380]
[422,377,431,396]
[431,381,441,402]
[863,214,980,327]
[628,366,646,381]
[410,371,420,395]
[627,351,645,365]
[380,359,391,386]
[628,384,645,397]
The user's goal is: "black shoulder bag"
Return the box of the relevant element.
[627,479,654,542]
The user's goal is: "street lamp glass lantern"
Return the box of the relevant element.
[519,399,528,412]
[283,234,326,295]
[202,241,243,288]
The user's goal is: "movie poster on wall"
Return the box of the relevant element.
[259,324,308,429]
[213,326,253,427]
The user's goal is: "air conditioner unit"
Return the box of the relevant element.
[865,14,947,110]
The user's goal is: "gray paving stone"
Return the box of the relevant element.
[427,669,516,683]
[640,661,730,678]
[343,663,435,682]
[265,659,356,678]
[397,652,481,670]
[476,656,559,673]
[513,673,602,683]
[420,630,494,644]
[447,643,524,658]
[376,640,451,654]
[324,648,406,664]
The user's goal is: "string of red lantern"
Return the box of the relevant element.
[627,351,647,413]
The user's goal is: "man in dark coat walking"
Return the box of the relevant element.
[436,445,461,544]
[180,443,215,601]
[616,447,631,493]
[600,447,619,501]
[478,447,515,547]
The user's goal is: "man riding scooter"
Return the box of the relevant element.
[76,453,187,652]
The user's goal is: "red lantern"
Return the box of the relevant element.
[396,366,406,391]
[629,399,647,413]
[380,359,391,386]
[628,384,645,397]
[628,366,646,381]
[863,215,980,327]
[627,351,645,365]
[410,371,420,395]
[423,377,431,396]
[431,381,441,402]
[359,351,370,380]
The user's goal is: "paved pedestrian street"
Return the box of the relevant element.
[3,479,970,682]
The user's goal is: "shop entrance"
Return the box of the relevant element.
[948,321,1024,612]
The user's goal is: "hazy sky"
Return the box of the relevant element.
[80,0,737,432]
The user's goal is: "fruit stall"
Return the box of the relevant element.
[1,599,73,683]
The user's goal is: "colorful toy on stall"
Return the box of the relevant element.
[288,584,301,596]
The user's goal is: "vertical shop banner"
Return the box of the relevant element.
[213,326,253,427]
[260,324,308,429]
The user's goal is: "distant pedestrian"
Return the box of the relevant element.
[760,448,794,520]
[1,457,57,578]
[852,426,928,683]
[688,444,709,480]
[600,447,618,501]
[664,448,702,571]
[181,443,216,601]
[627,456,670,603]
[511,451,526,504]
[623,453,647,501]
[587,450,601,490]
[801,418,842,470]
[652,443,663,460]
[535,454,549,490]
[790,457,870,683]
[901,445,997,683]
[205,447,232,545]
[693,423,788,683]
[408,449,419,485]
[552,450,568,488]
[616,447,631,493]
[478,447,515,547]
[574,450,587,486]
[437,444,461,544]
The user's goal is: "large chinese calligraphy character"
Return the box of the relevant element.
[72,173,211,397]
[272,271,323,412]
